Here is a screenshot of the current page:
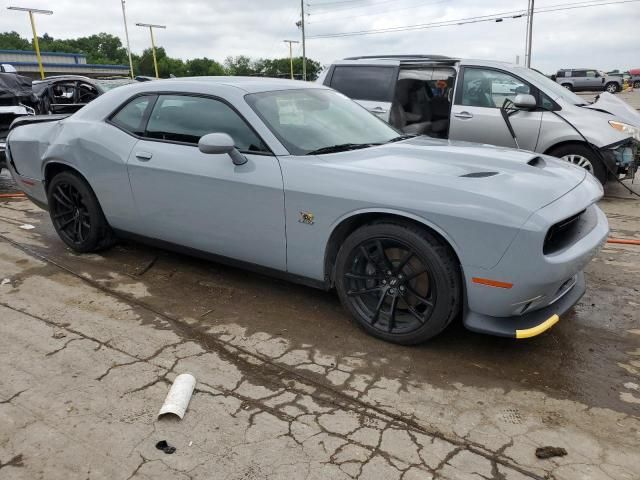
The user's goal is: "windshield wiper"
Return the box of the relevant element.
[386,134,417,143]
[306,143,380,155]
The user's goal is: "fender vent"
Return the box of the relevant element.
[459,171,498,178]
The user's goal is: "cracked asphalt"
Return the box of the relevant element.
[0,170,639,479]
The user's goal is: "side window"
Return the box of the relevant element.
[77,82,99,103]
[52,82,77,104]
[586,70,597,78]
[458,68,531,108]
[563,71,571,77]
[573,70,586,78]
[110,95,154,136]
[145,95,268,152]
[330,66,396,102]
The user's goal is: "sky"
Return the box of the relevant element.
[0,0,638,74]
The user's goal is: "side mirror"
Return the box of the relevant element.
[595,72,601,78]
[513,93,537,110]
[198,133,247,166]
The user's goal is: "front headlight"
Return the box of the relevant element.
[609,121,640,141]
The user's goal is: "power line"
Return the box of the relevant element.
[308,0,449,24]
[308,0,638,38]
[306,0,404,15]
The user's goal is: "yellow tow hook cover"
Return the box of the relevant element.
[515,314,560,339]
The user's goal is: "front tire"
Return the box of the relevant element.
[548,143,607,185]
[47,171,115,253]
[335,222,461,345]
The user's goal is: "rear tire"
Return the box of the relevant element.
[561,83,573,91]
[548,143,607,185]
[633,81,640,89]
[335,221,461,345]
[47,171,115,253]
[605,82,618,94]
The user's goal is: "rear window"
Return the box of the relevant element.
[330,66,396,102]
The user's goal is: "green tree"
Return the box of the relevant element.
[224,55,256,76]
[186,57,225,76]
[0,31,31,50]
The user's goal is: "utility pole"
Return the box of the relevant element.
[524,0,535,68]
[301,0,307,81]
[135,22,166,79]
[121,1,134,78]
[7,6,53,80]
[284,40,300,80]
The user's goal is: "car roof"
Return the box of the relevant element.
[333,55,519,70]
[133,76,328,94]
[33,75,96,84]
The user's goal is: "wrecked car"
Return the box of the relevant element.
[319,55,639,184]
[7,78,608,344]
[0,72,36,172]
[32,75,105,115]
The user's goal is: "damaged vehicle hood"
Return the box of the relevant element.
[583,92,640,127]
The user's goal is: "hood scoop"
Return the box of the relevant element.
[459,171,498,178]
[527,157,546,168]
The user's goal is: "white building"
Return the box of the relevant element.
[0,49,129,78]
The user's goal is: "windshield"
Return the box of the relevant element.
[514,66,588,106]
[96,79,136,91]
[245,88,399,155]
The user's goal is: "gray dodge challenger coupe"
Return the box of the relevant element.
[6,77,609,344]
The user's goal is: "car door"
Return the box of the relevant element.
[48,81,80,114]
[124,93,287,271]
[449,67,542,152]
[571,70,588,90]
[326,65,398,121]
[586,70,605,90]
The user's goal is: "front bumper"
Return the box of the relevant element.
[461,173,608,339]
[464,272,585,338]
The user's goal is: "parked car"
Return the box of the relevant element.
[31,75,105,115]
[6,78,608,344]
[0,72,36,172]
[318,55,639,184]
[553,69,622,93]
[629,68,640,89]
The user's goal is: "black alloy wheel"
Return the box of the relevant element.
[47,171,115,252]
[50,181,91,246]
[335,222,460,344]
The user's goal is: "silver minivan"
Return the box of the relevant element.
[318,55,639,184]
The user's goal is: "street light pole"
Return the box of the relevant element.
[525,0,535,68]
[121,0,134,78]
[7,6,53,80]
[301,0,306,81]
[284,40,299,80]
[135,22,166,79]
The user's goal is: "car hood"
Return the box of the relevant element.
[318,137,587,212]
[583,92,640,127]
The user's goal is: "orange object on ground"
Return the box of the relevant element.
[0,193,26,198]
[607,237,640,245]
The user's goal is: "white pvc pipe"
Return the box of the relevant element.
[158,373,196,419]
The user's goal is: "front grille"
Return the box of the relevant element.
[543,210,586,255]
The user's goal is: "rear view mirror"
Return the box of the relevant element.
[513,94,537,110]
[198,133,247,165]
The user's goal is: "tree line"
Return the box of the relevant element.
[0,31,323,79]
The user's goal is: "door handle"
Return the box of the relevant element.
[369,106,388,114]
[135,151,153,161]
[453,111,473,119]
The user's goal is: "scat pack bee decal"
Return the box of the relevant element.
[299,211,315,225]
